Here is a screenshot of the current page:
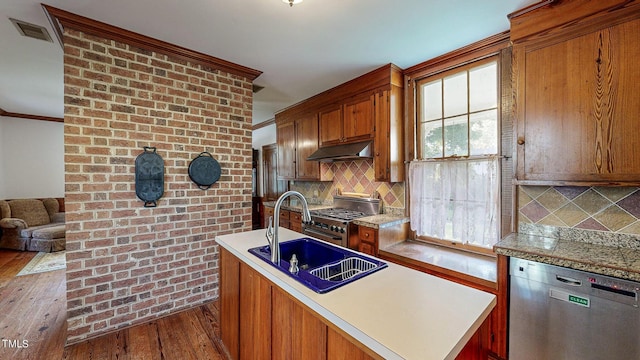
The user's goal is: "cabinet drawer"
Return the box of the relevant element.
[278,210,290,220]
[358,226,377,243]
[358,242,375,256]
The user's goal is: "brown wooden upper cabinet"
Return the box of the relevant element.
[511,0,640,185]
[277,113,330,181]
[276,64,404,183]
[319,94,375,147]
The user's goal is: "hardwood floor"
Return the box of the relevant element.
[0,250,226,360]
[0,250,67,360]
[63,303,225,360]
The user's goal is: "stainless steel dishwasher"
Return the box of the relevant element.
[509,257,640,360]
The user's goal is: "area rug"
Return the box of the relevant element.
[17,251,66,276]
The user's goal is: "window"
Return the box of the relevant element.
[410,57,500,254]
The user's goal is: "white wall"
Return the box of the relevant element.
[252,123,276,197]
[0,116,64,199]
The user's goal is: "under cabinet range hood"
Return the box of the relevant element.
[307,141,373,162]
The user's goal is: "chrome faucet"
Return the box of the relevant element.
[266,191,312,264]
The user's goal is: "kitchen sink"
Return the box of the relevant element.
[248,237,387,293]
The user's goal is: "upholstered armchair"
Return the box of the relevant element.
[0,198,65,252]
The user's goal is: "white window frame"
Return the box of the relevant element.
[411,56,501,256]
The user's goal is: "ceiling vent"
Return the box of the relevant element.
[10,18,53,42]
[253,84,265,93]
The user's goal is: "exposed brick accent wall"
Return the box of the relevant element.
[63,28,253,343]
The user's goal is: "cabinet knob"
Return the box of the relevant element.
[517,137,525,145]
[365,233,369,238]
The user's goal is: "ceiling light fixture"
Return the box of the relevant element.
[283,0,303,7]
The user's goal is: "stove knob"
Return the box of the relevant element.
[339,227,345,233]
[330,225,336,231]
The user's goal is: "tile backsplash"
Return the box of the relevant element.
[519,186,640,236]
[290,159,405,214]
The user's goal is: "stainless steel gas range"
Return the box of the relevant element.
[302,195,380,248]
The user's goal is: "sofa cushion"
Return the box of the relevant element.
[20,224,60,238]
[8,199,50,227]
[0,200,10,220]
[31,225,66,240]
[42,198,60,219]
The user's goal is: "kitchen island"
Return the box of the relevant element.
[216,228,496,360]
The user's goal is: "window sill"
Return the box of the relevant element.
[379,240,498,292]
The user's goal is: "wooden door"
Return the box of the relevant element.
[276,120,296,180]
[516,18,640,183]
[295,113,320,180]
[272,287,327,360]
[343,94,374,143]
[262,143,287,202]
[319,106,343,146]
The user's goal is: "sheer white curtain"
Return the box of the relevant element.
[409,157,499,248]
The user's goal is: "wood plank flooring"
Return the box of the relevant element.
[0,250,226,360]
[63,303,225,360]
[0,249,67,360]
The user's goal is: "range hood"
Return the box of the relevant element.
[307,141,373,162]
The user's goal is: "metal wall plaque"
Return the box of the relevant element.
[188,152,221,190]
[135,146,164,207]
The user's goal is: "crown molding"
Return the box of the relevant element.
[0,107,64,123]
[42,4,263,81]
[252,118,276,131]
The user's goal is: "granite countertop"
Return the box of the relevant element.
[263,201,331,212]
[495,233,640,282]
[353,215,409,229]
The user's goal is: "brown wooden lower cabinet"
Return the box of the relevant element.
[327,327,375,360]
[264,206,274,229]
[219,247,378,360]
[289,211,302,233]
[272,286,326,360]
[263,206,302,232]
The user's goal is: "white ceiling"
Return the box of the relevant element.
[0,0,536,125]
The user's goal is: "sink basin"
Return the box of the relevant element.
[248,237,387,293]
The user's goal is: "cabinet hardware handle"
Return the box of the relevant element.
[517,137,525,145]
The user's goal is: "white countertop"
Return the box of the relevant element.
[216,228,496,360]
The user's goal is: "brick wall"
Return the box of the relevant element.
[63,28,253,343]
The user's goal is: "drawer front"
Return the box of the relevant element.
[359,242,375,256]
[358,226,377,244]
[278,210,290,220]
[290,212,302,222]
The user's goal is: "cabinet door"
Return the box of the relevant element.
[264,206,275,229]
[220,247,240,360]
[239,263,271,360]
[343,94,374,143]
[272,287,327,360]
[278,209,290,229]
[358,226,378,256]
[327,327,376,360]
[290,211,302,232]
[277,120,296,180]
[516,18,640,183]
[374,90,390,182]
[319,106,343,146]
[295,114,320,180]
